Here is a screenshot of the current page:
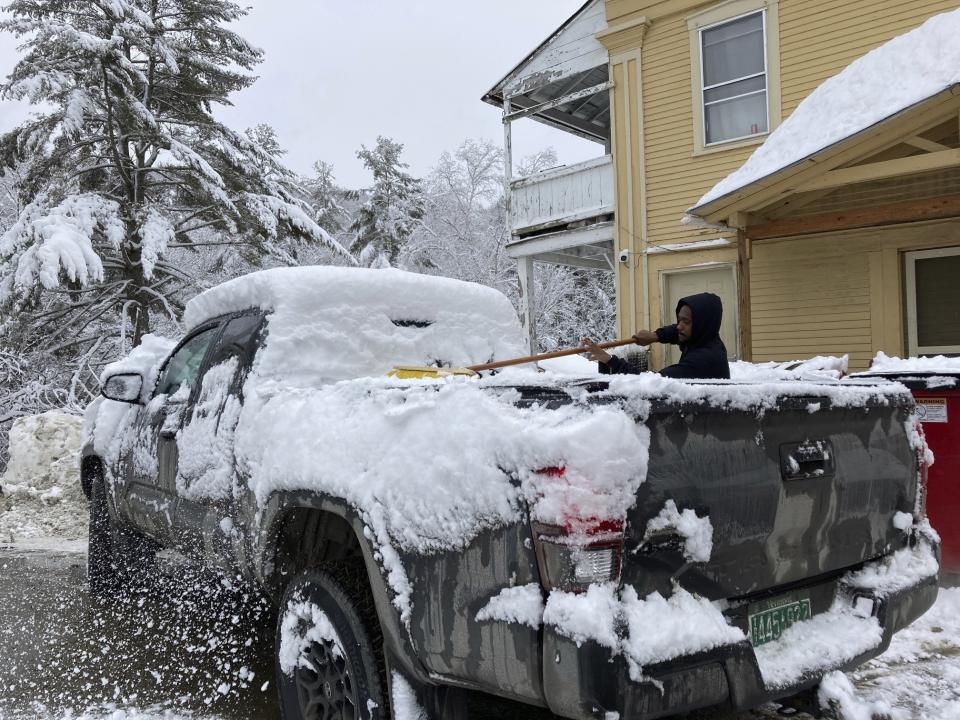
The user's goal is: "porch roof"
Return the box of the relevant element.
[687,8,960,229]
[481,0,611,143]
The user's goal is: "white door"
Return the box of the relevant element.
[661,264,738,364]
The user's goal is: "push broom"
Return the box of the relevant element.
[388,338,638,379]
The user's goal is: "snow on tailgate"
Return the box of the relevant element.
[183,266,527,384]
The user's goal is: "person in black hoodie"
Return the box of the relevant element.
[581,292,730,379]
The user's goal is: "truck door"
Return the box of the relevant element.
[122,324,221,541]
[169,312,264,564]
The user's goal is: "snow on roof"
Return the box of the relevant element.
[690,8,960,214]
[184,267,527,384]
[853,351,960,376]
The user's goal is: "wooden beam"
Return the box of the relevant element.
[797,148,960,193]
[505,82,613,123]
[904,136,951,153]
[694,88,960,224]
[534,251,612,270]
[746,193,960,239]
[730,214,752,362]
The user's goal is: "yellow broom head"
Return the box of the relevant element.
[387,365,478,379]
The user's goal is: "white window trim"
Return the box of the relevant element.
[659,262,740,362]
[905,246,960,356]
[688,0,781,156]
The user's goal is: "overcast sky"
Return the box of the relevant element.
[0,0,600,189]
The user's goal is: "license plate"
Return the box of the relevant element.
[748,594,812,647]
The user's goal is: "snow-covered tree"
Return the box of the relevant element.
[304,160,351,237]
[0,0,351,349]
[349,136,425,267]
[402,139,511,292]
[404,140,615,350]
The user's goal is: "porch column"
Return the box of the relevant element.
[735,224,753,361]
[517,256,538,354]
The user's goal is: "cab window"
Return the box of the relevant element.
[156,327,219,398]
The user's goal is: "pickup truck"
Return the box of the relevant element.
[81,266,940,720]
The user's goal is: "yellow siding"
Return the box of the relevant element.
[641,9,745,247]
[750,220,960,371]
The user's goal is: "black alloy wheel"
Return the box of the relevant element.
[276,567,386,720]
[295,624,358,718]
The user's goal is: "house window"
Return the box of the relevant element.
[701,11,767,144]
[688,0,780,155]
[906,247,960,356]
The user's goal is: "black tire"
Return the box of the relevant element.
[276,567,387,720]
[87,481,156,598]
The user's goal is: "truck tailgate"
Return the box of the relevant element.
[627,395,917,599]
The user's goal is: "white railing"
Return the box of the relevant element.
[509,155,614,235]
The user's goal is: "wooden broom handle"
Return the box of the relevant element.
[466,338,637,372]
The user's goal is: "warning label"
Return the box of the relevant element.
[916,398,948,423]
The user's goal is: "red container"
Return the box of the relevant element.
[857,372,960,573]
[909,382,960,573]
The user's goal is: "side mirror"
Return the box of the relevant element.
[102,372,144,404]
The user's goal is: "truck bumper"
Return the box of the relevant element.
[542,549,940,720]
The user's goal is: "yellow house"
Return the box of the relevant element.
[486,0,960,370]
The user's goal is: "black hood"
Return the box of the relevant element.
[676,292,723,348]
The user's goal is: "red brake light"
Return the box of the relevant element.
[530,467,625,593]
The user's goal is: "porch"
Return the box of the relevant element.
[483,0,614,352]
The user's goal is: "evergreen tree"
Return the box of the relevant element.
[349,136,424,267]
[0,0,350,353]
[304,160,350,237]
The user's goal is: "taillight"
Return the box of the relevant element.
[530,467,625,592]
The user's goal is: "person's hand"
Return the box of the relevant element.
[631,330,658,346]
[580,337,612,363]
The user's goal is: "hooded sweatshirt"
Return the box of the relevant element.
[603,292,730,379]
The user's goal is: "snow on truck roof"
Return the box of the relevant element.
[689,8,960,214]
[184,266,527,384]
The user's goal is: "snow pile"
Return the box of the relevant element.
[541,582,744,680]
[818,671,904,720]
[476,583,544,629]
[691,8,960,210]
[730,355,848,381]
[390,671,427,720]
[0,410,86,542]
[619,585,744,680]
[537,353,602,376]
[542,583,622,649]
[861,351,960,376]
[843,523,940,597]
[183,267,527,385]
[603,372,909,412]
[642,499,713,563]
[277,597,345,675]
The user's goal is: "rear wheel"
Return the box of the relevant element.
[276,567,387,720]
[87,481,156,598]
